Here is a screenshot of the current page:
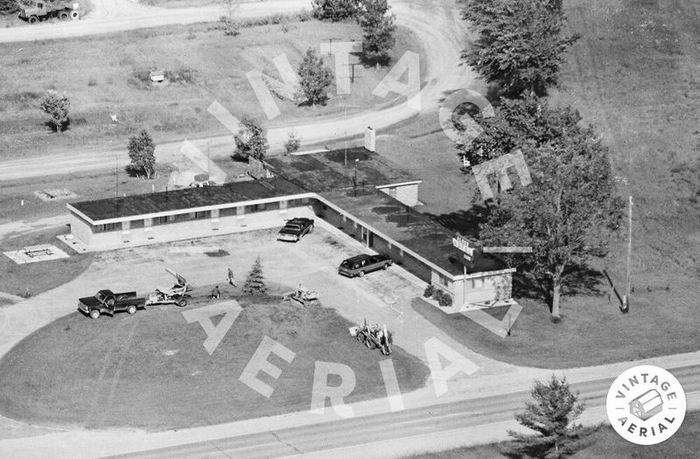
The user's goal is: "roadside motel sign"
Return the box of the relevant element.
[452,235,475,262]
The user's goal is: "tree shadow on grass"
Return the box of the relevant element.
[513,264,607,311]
[422,204,490,239]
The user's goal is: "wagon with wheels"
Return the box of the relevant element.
[349,319,393,355]
[145,268,192,308]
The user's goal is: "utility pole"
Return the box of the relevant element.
[115,155,118,199]
[624,195,633,311]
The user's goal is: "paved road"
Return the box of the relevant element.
[0,0,302,43]
[0,0,473,181]
[109,365,700,458]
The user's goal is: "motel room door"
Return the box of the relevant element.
[361,228,374,248]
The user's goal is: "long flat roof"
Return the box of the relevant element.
[265,147,420,192]
[320,190,507,276]
[70,177,306,222]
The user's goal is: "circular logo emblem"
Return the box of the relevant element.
[606,365,686,445]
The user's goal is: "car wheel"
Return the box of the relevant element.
[127,305,137,315]
[358,270,365,278]
[28,15,38,23]
[89,309,100,319]
[177,298,188,307]
[59,11,69,20]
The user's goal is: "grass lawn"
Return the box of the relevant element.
[551,0,700,307]
[0,290,429,430]
[0,162,175,225]
[0,19,425,159]
[404,411,700,458]
[391,0,700,367]
[412,271,700,368]
[0,227,94,298]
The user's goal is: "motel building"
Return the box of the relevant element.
[66,148,516,310]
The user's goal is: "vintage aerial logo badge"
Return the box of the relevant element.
[606,365,686,445]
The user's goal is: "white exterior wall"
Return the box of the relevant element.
[378,183,419,207]
[77,206,315,251]
[69,213,92,246]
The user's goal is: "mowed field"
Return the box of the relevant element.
[553,0,700,293]
[0,19,424,159]
[0,293,429,430]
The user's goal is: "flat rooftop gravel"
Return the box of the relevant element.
[71,177,306,221]
[266,147,420,192]
[321,190,506,276]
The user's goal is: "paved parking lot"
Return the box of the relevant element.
[0,224,518,374]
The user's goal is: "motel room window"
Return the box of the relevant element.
[439,274,449,286]
[96,222,117,232]
[194,211,209,220]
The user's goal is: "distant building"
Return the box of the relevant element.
[66,148,514,308]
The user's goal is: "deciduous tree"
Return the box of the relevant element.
[477,103,622,319]
[505,375,596,458]
[40,90,70,132]
[243,257,268,296]
[458,95,582,166]
[233,116,269,161]
[357,0,396,66]
[0,0,19,15]
[311,0,358,21]
[126,129,156,179]
[461,0,579,97]
[296,48,334,106]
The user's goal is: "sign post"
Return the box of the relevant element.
[452,235,475,306]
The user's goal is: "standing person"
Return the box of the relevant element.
[227,268,236,287]
[210,285,220,299]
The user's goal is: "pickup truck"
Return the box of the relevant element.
[78,290,147,319]
[277,217,314,242]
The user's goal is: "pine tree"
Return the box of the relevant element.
[296,48,334,106]
[243,257,268,296]
[505,375,597,458]
[126,129,156,179]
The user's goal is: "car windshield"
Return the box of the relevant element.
[95,291,105,302]
[341,260,355,268]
